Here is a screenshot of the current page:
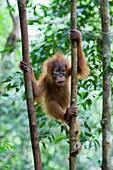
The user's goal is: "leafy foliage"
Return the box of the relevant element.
[0,0,113,169]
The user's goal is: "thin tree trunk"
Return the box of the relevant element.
[17,0,42,169]
[100,0,112,170]
[69,0,77,170]
[2,0,19,59]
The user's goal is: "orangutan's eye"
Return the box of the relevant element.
[62,69,66,73]
[56,69,59,72]
[54,69,59,74]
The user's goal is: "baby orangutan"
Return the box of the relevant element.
[19,30,89,155]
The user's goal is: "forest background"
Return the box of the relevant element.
[0,0,113,169]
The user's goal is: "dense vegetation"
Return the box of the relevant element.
[0,0,113,169]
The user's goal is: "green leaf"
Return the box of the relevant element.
[93,140,97,151]
[108,66,113,73]
[16,71,22,74]
[85,131,92,137]
[86,99,92,107]
[39,121,46,128]
[47,38,53,42]
[0,146,5,153]
[16,87,19,92]
[42,142,46,149]
[2,76,12,83]
[51,134,55,140]
[82,102,86,110]
[8,145,16,149]
[7,83,11,90]
[2,93,9,97]
[55,136,66,143]
[48,137,52,143]
[89,140,92,149]
[3,144,9,150]
[94,139,100,147]
[84,122,91,132]
[81,92,89,99]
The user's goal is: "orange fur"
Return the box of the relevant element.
[77,38,89,79]
[34,52,71,121]
[31,51,89,122]
[19,31,89,151]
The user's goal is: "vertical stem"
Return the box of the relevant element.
[69,0,77,170]
[100,0,111,170]
[18,0,42,169]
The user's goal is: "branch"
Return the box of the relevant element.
[6,0,15,25]
[100,0,112,170]
[17,0,42,169]
[69,0,78,170]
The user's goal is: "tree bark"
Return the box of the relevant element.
[17,0,42,169]
[100,0,112,170]
[69,0,77,170]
